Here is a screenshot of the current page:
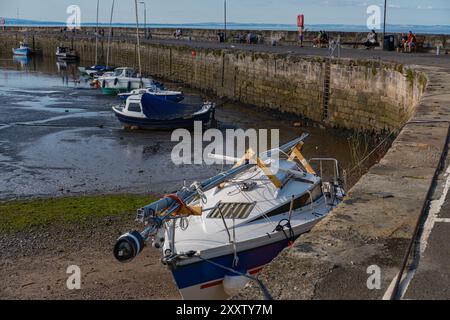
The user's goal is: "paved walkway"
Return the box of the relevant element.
[7,30,450,68]
[402,130,450,299]
[141,38,450,68]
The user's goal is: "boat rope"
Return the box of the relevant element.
[163,193,196,216]
[179,217,189,231]
[232,217,239,267]
[273,219,295,247]
[307,190,315,211]
[345,130,395,176]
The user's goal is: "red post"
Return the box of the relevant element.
[297,14,305,47]
[297,14,304,28]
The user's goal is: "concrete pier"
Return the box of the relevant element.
[1,27,449,299]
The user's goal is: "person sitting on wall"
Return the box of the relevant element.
[405,31,417,53]
[246,32,252,44]
[217,31,225,43]
[363,29,378,49]
[236,33,245,43]
[397,33,408,52]
[174,28,182,39]
[313,30,329,48]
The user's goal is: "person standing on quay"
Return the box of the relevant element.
[299,26,304,47]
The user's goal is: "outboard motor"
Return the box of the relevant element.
[113,231,145,263]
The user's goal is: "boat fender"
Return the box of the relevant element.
[102,80,106,88]
[113,230,145,263]
[127,81,132,91]
[114,77,119,86]
[223,274,250,296]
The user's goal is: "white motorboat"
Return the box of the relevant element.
[96,67,154,95]
[113,134,345,299]
[56,46,79,60]
[117,86,184,102]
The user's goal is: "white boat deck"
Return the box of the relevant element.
[166,160,331,259]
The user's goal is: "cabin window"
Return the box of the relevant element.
[128,103,142,113]
[252,183,323,221]
[208,202,256,219]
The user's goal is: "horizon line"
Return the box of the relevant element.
[3,17,449,28]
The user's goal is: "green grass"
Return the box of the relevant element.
[0,194,156,234]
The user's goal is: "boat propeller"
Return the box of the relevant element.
[113,231,145,263]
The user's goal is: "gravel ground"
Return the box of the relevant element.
[0,215,180,299]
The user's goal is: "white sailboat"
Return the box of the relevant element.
[97,0,153,94]
[113,134,345,299]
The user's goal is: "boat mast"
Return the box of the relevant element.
[106,0,115,67]
[134,0,142,77]
[95,0,100,66]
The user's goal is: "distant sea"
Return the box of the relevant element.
[3,19,450,35]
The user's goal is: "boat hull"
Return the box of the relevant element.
[172,237,292,300]
[113,107,214,130]
[12,48,31,56]
[99,78,154,95]
[101,87,130,95]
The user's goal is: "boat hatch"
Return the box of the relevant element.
[208,202,256,219]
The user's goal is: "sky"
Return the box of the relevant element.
[1,0,449,26]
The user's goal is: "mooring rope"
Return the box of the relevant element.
[345,130,396,176]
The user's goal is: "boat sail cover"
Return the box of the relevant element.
[141,93,203,120]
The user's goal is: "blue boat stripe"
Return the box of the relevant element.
[171,238,291,289]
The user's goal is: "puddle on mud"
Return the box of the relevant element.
[0,54,383,200]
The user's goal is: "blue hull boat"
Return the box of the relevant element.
[112,133,346,299]
[112,92,214,130]
[171,238,292,298]
[12,47,32,56]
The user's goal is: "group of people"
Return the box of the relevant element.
[397,31,417,52]
[233,32,260,44]
[312,30,329,47]
[357,29,418,52]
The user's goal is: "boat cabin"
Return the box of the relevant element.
[113,67,137,78]
[19,41,29,49]
[120,95,144,116]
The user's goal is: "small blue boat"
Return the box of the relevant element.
[12,42,32,56]
[112,92,215,130]
[117,87,184,102]
[13,55,31,67]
